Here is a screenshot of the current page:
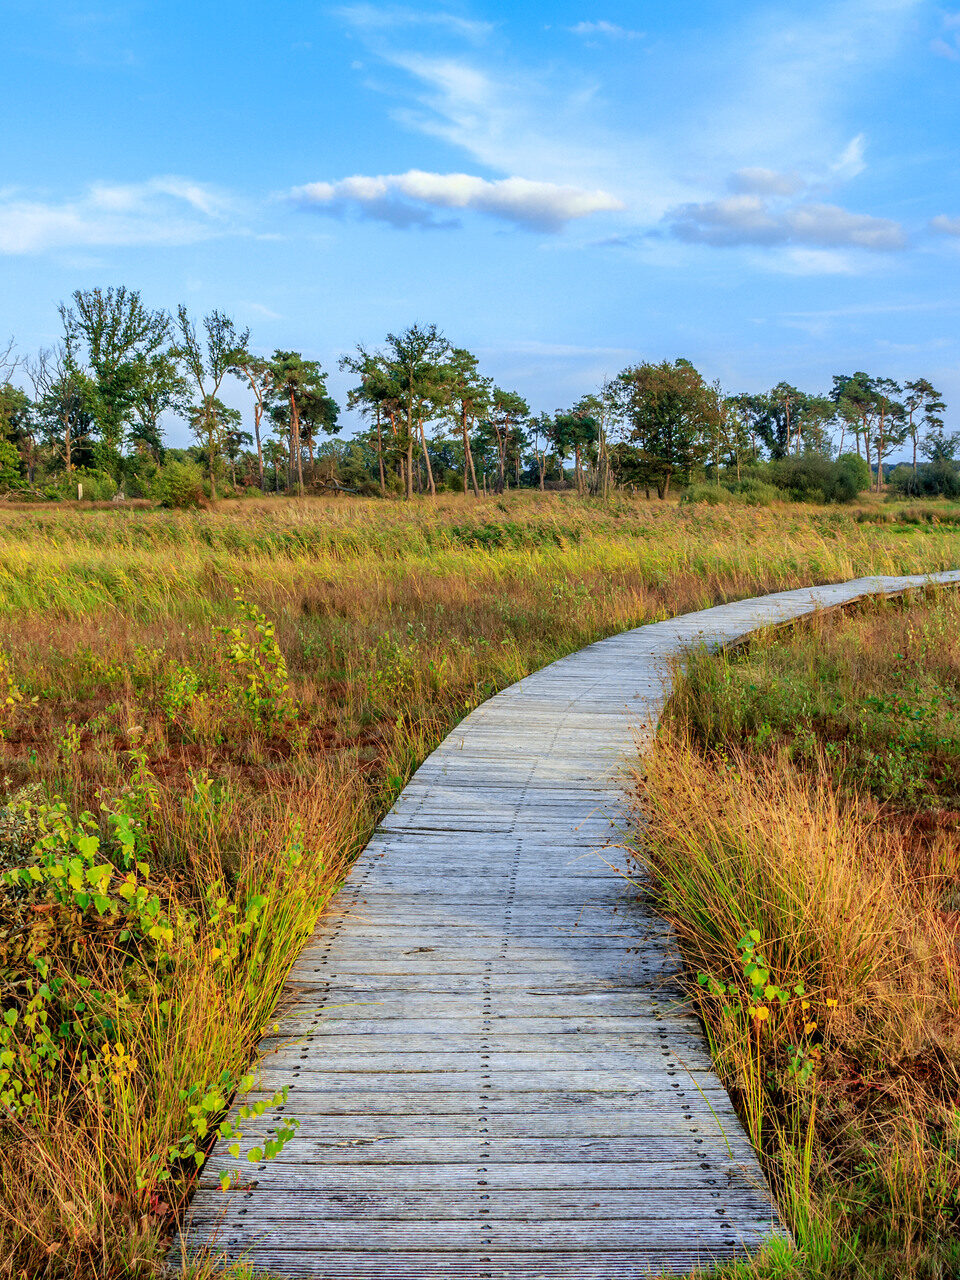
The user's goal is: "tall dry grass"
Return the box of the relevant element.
[633,590,960,1279]
[0,493,958,1277]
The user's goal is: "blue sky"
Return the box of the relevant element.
[3,0,960,448]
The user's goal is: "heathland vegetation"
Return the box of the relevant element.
[635,585,960,1278]
[0,495,957,1277]
[1,288,958,506]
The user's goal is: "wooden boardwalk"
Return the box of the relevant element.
[185,572,960,1277]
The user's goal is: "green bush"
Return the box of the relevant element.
[681,483,736,506]
[728,477,779,506]
[768,454,869,504]
[889,460,960,499]
[0,440,22,489]
[67,468,118,502]
[836,452,871,494]
[683,478,779,507]
[153,460,207,509]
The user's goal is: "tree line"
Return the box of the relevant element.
[0,287,955,504]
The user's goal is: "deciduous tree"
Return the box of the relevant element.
[173,307,249,500]
[59,287,169,476]
[383,324,448,500]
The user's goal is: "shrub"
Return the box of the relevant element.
[683,478,779,507]
[681,483,735,506]
[729,477,779,506]
[769,454,869,504]
[153,460,206,509]
[69,469,118,502]
[889,460,960,499]
[0,440,22,490]
[835,451,871,494]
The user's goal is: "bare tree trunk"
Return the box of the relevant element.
[376,407,386,496]
[207,412,217,500]
[419,421,436,496]
[253,403,265,489]
[290,392,304,496]
[62,409,72,474]
[404,403,414,500]
[463,408,480,497]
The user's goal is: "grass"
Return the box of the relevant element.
[0,490,958,1277]
[632,586,960,1279]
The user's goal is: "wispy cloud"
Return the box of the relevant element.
[569,20,643,41]
[931,8,960,58]
[831,133,867,178]
[668,194,906,251]
[703,1,920,174]
[0,177,236,254]
[930,213,960,235]
[729,167,806,196]
[335,4,492,41]
[336,0,922,234]
[290,170,623,231]
[241,301,283,320]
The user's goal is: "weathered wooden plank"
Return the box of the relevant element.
[257,1048,717,1075]
[196,1159,764,1193]
[202,1107,744,1142]
[188,1187,771,1223]
[191,1219,777,1250]
[190,1250,770,1278]
[258,1031,710,1055]
[265,1015,699,1037]
[252,1069,731,1095]
[182,573,960,1275]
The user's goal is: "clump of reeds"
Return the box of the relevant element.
[633,588,960,1279]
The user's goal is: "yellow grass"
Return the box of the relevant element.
[0,491,958,1277]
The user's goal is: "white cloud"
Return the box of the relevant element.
[931,214,960,235]
[832,133,867,178]
[729,167,806,196]
[375,51,687,220]
[0,177,235,254]
[333,0,923,260]
[771,248,863,276]
[668,193,905,251]
[335,5,492,40]
[290,169,623,231]
[241,301,283,320]
[569,20,643,40]
[931,9,960,58]
[703,1,919,177]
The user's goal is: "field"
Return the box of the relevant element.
[0,492,959,1278]
[634,584,960,1279]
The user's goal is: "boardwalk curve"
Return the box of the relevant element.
[186,571,960,1277]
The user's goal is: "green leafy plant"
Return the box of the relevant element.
[220,592,296,729]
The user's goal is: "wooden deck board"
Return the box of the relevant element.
[182,572,960,1276]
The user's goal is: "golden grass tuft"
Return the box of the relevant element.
[0,492,958,1276]
[633,591,960,1278]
